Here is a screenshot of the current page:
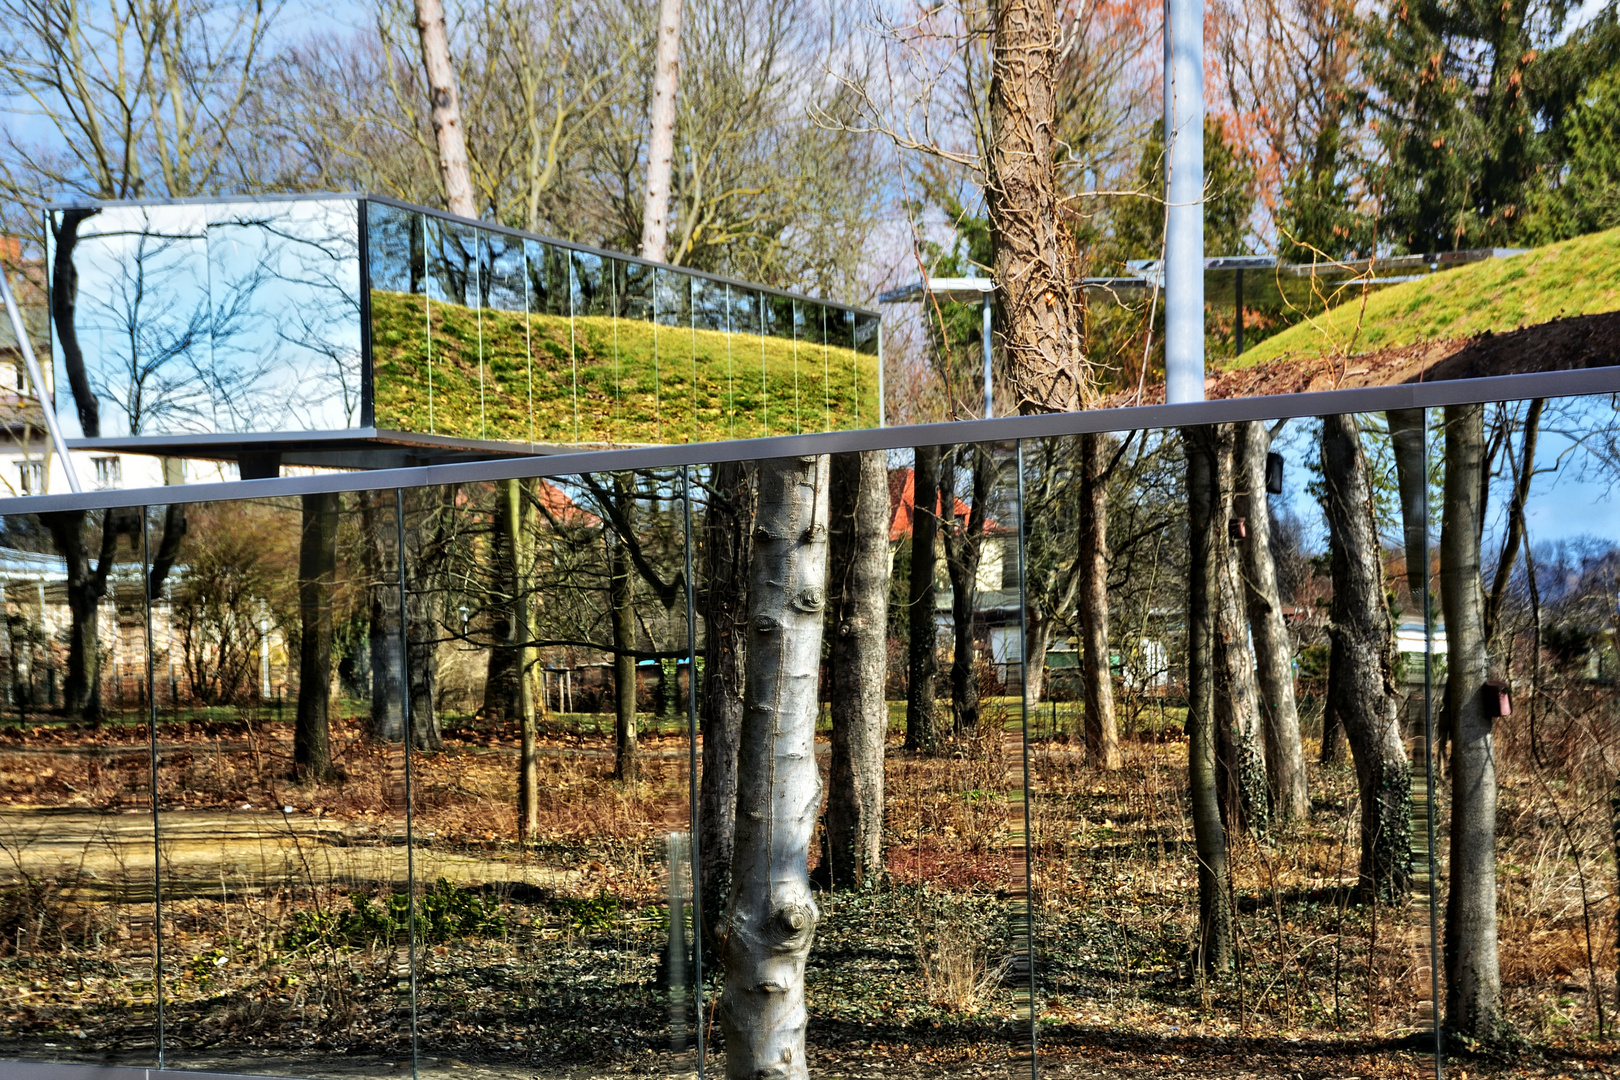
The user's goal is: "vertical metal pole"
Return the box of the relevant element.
[1420,413,1445,1079]
[1014,441,1037,1080]
[982,292,994,419]
[0,263,80,492]
[1163,0,1204,404]
[680,465,706,1076]
[142,508,165,1069]
[1234,269,1245,357]
[396,489,421,1075]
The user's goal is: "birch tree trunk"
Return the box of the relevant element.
[721,454,830,1080]
[700,460,752,938]
[413,0,477,218]
[1212,428,1269,835]
[1184,426,1233,972]
[1441,402,1504,1040]
[1078,432,1121,769]
[1236,421,1308,820]
[1322,413,1411,899]
[639,0,683,262]
[988,0,1087,412]
[295,492,339,782]
[826,450,889,888]
[906,445,941,753]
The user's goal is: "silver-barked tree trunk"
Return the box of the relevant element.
[1236,421,1308,820]
[721,455,830,1080]
[1441,403,1503,1040]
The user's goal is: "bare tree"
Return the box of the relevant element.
[939,443,994,735]
[1236,420,1308,820]
[294,492,340,781]
[1441,402,1503,1040]
[721,454,829,1080]
[825,450,889,887]
[412,0,477,217]
[698,460,753,937]
[639,0,683,261]
[906,444,942,753]
[1321,413,1410,899]
[989,0,1087,411]
[1184,425,1234,972]
[1078,432,1121,768]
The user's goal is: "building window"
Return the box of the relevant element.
[92,456,121,489]
[17,459,43,494]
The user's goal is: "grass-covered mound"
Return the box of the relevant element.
[1237,225,1620,368]
[368,289,881,444]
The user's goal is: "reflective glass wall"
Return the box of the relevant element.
[12,397,1620,1079]
[44,196,881,455]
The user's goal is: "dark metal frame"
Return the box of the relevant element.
[7,363,1616,516]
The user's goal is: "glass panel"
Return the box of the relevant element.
[49,204,211,440]
[798,302,829,433]
[526,239,576,444]
[691,278,728,440]
[616,262,658,442]
[852,312,881,428]
[824,307,857,432]
[409,469,694,1076]
[425,217,482,439]
[204,201,363,433]
[727,287,768,440]
[570,251,617,443]
[367,202,429,435]
[0,509,159,1067]
[655,268,694,444]
[764,294,797,434]
[152,494,411,1076]
[481,229,534,445]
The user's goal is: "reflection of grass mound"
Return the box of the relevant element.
[1237,225,1620,367]
[368,289,880,444]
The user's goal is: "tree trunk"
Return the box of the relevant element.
[1321,413,1411,900]
[49,208,99,438]
[294,492,339,782]
[699,460,753,939]
[906,445,940,753]
[1184,426,1233,972]
[44,511,115,724]
[1212,427,1269,834]
[1387,409,1430,605]
[508,479,539,843]
[612,475,639,782]
[988,0,1086,412]
[1022,610,1051,715]
[412,0,477,218]
[1484,398,1543,645]
[361,491,407,742]
[1236,421,1308,820]
[720,454,830,1080]
[639,0,683,262]
[403,488,448,751]
[940,445,991,736]
[826,450,890,889]
[483,480,520,721]
[1441,402,1503,1041]
[1078,432,1121,769]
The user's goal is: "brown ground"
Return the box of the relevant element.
[1113,309,1620,405]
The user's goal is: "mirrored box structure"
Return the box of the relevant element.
[46,195,882,448]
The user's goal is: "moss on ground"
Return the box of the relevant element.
[1235,225,1620,367]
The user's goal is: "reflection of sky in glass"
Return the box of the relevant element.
[51,200,363,438]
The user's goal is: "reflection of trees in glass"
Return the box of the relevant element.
[58,203,363,437]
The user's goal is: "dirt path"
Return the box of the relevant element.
[0,804,584,901]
